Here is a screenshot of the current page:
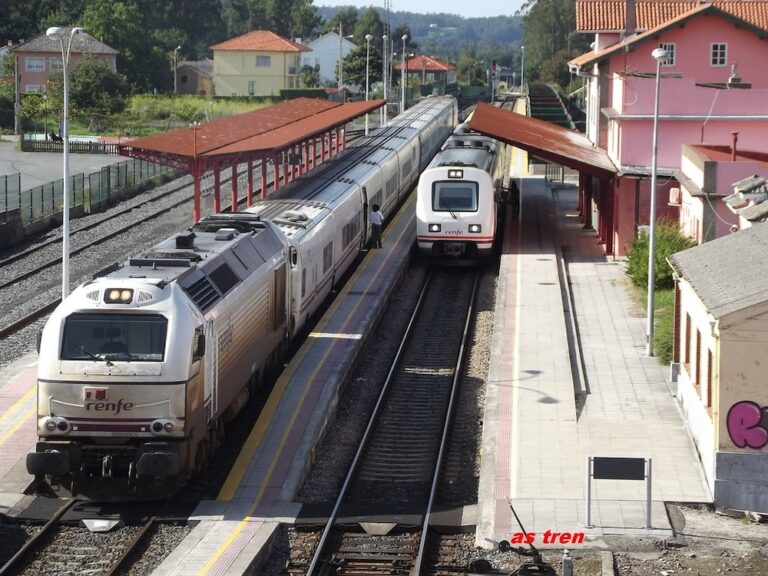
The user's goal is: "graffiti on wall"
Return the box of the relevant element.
[727,401,768,449]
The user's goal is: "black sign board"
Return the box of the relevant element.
[592,457,645,481]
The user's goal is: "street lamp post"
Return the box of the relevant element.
[521,45,525,95]
[173,45,181,94]
[364,34,373,135]
[401,34,408,113]
[646,46,668,357]
[338,28,354,103]
[47,25,83,299]
[382,34,388,126]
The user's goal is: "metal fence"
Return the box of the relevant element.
[0,173,21,224]
[1,159,174,227]
[20,139,119,154]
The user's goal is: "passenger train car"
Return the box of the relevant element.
[415,122,508,260]
[27,96,457,498]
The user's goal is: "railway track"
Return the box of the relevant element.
[292,267,480,575]
[0,500,171,576]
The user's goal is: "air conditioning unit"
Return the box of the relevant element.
[668,187,681,206]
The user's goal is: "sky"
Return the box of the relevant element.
[313,1,518,19]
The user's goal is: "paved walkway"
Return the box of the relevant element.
[0,136,123,192]
[477,177,711,549]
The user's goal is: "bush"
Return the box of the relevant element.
[653,289,675,364]
[626,217,696,290]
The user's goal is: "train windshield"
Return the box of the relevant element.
[432,181,478,212]
[60,313,168,362]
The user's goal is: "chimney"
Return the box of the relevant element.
[625,0,637,38]
[731,132,739,161]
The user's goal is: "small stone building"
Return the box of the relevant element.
[668,224,768,512]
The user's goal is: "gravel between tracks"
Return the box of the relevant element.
[0,173,209,368]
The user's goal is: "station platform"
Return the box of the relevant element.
[476,176,712,550]
[0,351,39,515]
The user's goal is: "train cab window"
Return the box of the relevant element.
[61,313,168,362]
[432,181,478,212]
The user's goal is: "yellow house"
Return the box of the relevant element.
[668,224,768,513]
[210,30,311,97]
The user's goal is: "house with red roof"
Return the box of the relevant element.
[394,54,456,93]
[210,31,311,97]
[568,0,768,255]
[12,29,117,95]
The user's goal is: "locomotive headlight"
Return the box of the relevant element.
[429,224,441,233]
[447,169,463,179]
[40,416,70,434]
[104,288,134,304]
[469,224,482,233]
[151,418,176,436]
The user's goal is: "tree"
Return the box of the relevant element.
[301,64,320,88]
[69,56,130,115]
[520,0,590,87]
[354,8,384,53]
[342,44,383,92]
[82,0,153,92]
[320,7,358,37]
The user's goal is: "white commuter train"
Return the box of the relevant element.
[27,96,457,498]
[415,122,508,260]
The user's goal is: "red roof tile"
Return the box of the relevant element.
[469,102,616,179]
[394,54,456,72]
[210,30,310,52]
[576,0,768,32]
[570,3,767,69]
[210,100,385,156]
[119,98,338,158]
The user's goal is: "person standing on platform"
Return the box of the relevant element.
[369,204,384,248]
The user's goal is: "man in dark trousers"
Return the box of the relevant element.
[369,204,384,248]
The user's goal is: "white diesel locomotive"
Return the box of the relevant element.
[27,96,457,497]
[415,122,508,260]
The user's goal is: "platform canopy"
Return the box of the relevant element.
[118,97,385,170]
[468,101,617,180]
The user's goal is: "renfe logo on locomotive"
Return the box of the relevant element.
[85,397,135,415]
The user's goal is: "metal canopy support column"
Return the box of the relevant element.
[311,136,317,169]
[322,131,328,162]
[273,152,280,193]
[342,126,347,151]
[213,169,221,214]
[283,151,289,185]
[303,141,309,173]
[247,160,254,206]
[261,156,268,199]
[190,160,203,223]
[231,164,238,212]
[331,128,338,156]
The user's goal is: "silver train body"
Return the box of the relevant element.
[27,96,457,498]
[415,123,508,260]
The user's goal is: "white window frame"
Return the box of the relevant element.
[659,43,676,67]
[256,55,271,68]
[49,56,64,71]
[25,57,45,71]
[710,43,727,67]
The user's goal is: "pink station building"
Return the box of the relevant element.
[569,0,768,256]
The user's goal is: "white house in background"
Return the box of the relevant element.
[301,32,357,86]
